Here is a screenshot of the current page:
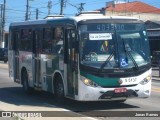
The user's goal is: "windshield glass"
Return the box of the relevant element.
[79,23,150,69]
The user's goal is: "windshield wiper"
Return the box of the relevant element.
[97,49,115,74]
[122,39,139,70]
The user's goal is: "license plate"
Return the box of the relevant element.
[114,88,127,93]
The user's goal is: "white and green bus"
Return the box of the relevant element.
[8,12,152,102]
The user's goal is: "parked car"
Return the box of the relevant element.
[0,48,8,63]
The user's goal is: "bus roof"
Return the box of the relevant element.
[73,15,140,22]
[10,13,141,27]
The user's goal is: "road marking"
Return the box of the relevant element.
[152,87,160,92]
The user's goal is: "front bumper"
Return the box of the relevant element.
[75,79,151,101]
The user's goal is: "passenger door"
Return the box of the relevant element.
[13,31,20,82]
[64,27,78,97]
[32,30,41,88]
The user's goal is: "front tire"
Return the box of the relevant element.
[22,70,31,93]
[54,75,65,103]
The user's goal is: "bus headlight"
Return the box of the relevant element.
[139,75,151,85]
[81,76,99,87]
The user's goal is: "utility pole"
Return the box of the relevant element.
[60,0,64,15]
[0,4,3,47]
[36,8,39,20]
[25,0,34,21]
[1,0,6,48]
[47,0,52,15]
[0,4,2,21]
[26,0,29,21]
[78,3,85,13]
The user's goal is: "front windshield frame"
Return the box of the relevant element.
[78,20,151,70]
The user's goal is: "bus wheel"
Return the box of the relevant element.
[54,75,65,103]
[22,70,31,93]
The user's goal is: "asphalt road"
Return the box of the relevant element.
[0,62,160,120]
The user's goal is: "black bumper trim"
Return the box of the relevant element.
[99,89,138,99]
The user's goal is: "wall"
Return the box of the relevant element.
[105,11,160,21]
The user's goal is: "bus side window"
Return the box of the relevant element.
[52,27,64,55]
[10,31,15,50]
[42,28,52,54]
[20,29,32,51]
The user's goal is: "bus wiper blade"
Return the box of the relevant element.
[126,50,139,70]
[97,50,115,74]
[122,39,139,70]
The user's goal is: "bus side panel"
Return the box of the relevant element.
[41,54,56,93]
[41,54,64,93]
[19,51,33,87]
[8,50,14,81]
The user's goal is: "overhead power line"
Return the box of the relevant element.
[66,2,78,9]
[6,8,26,13]
[66,2,85,14]
[78,3,85,13]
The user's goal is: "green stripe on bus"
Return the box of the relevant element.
[81,72,120,87]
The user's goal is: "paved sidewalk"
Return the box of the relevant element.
[0,101,96,120]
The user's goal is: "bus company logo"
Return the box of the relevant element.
[118,79,123,85]
[2,112,12,117]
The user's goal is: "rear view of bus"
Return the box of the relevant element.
[77,15,151,101]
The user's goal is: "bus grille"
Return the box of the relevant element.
[99,89,138,99]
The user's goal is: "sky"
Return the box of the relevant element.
[0,0,160,31]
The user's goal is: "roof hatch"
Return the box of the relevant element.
[44,15,64,19]
[77,11,103,16]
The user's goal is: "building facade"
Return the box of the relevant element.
[104,1,160,21]
[101,1,160,55]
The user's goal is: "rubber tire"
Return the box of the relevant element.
[54,75,65,103]
[4,60,7,63]
[22,70,31,93]
[114,99,126,103]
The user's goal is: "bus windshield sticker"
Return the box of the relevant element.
[97,55,111,61]
[120,57,128,68]
[89,33,112,40]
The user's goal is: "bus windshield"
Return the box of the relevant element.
[79,23,150,69]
